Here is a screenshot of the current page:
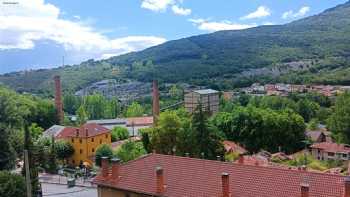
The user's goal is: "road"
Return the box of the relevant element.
[42,183,97,197]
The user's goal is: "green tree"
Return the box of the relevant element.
[213,106,306,153]
[29,123,44,141]
[95,144,113,166]
[0,126,16,170]
[54,140,74,164]
[328,92,350,143]
[76,105,89,124]
[126,102,144,117]
[111,127,129,142]
[296,99,320,122]
[169,85,182,99]
[191,105,225,160]
[115,141,147,162]
[63,94,81,115]
[0,171,26,197]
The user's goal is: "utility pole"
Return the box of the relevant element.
[24,149,32,197]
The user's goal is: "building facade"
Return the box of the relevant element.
[310,142,350,161]
[56,123,111,166]
[184,89,219,115]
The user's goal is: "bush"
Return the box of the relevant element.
[111,127,129,142]
[224,152,240,162]
[0,171,26,197]
[95,144,113,166]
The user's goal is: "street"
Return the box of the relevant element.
[42,183,97,197]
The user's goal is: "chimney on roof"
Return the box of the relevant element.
[54,75,64,124]
[111,158,120,180]
[101,157,109,178]
[156,166,164,194]
[152,80,160,126]
[301,183,309,197]
[217,156,221,161]
[222,172,230,197]
[345,177,350,197]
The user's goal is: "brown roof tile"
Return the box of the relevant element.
[93,153,346,197]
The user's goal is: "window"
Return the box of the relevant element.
[71,138,74,143]
[92,148,95,153]
[328,152,335,157]
[343,153,348,158]
[100,139,102,144]
[79,138,82,144]
[91,138,94,142]
[105,134,108,139]
[72,160,75,164]
[80,149,83,154]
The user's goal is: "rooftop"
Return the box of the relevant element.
[311,142,350,153]
[126,116,153,126]
[223,140,248,154]
[56,123,110,139]
[193,89,219,94]
[93,153,347,197]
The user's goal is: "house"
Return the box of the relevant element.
[306,131,327,143]
[126,116,153,136]
[56,123,112,166]
[310,142,350,161]
[223,140,248,155]
[184,89,219,115]
[93,153,350,197]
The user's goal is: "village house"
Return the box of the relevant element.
[310,142,350,161]
[55,123,112,167]
[126,116,154,136]
[306,130,333,143]
[93,153,350,197]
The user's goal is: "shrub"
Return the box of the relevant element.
[111,127,129,142]
[0,171,26,197]
[95,144,113,166]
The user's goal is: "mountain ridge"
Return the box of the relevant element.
[2,1,350,93]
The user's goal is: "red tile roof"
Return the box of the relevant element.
[56,123,110,139]
[223,140,248,154]
[126,116,153,126]
[93,153,346,197]
[311,142,350,153]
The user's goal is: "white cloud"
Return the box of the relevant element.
[171,5,191,16]
[189,18,256,32]
[141,0,192,16]
[0,0,166,57]
[282,6,310,19]
[241,6,271,20]
[141,0,175,12]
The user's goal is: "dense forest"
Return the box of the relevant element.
[2,1,350,94]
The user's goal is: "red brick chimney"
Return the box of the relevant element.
[101,157,109,178]
[111,158,120,180]
[345,177,350,197]
[156,166,164,194]
[301,183,309,197]
[152,80,160,125]
[54,75,64,124]
[222,172,230,197]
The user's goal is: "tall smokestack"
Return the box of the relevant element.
[153,80,160,125]
[54,75,64,124]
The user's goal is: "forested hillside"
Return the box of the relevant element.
[2,1,350,93]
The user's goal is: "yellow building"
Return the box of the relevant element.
[56,123,111,166]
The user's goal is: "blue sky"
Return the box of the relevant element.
[0,0,348,74]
